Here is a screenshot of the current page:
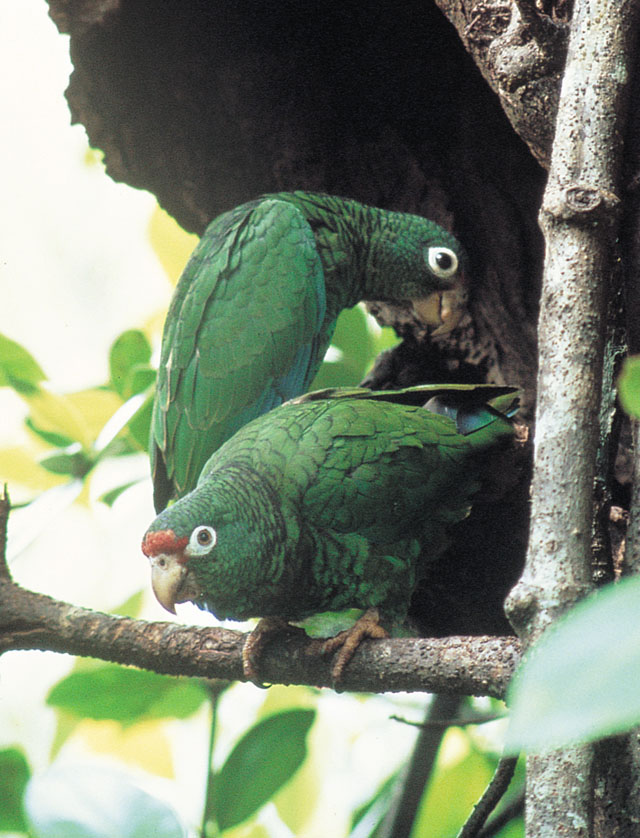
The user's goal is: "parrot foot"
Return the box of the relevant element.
[242,617,302,687]
[318,608,389,687]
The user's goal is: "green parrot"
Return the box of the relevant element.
[150,191,468,512]
[142,384,517,684]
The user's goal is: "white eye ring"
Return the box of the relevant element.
[187,525,217,555]
[426,246,459,279]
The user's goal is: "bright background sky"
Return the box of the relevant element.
[0,2,170,392]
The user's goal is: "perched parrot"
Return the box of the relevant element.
[150,191,468,511]
[142,384,518,684]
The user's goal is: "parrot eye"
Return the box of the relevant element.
[426,246,459,279]
[187,525,217,555]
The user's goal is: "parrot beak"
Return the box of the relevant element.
[149,552,186,615]
[413,274,468,336]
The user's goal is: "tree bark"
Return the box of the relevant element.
[505,1,640,835]
[0,576,518,698]
[433,0,569,168]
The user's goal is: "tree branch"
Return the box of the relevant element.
[0,478,519,696]
[0,487,11,582]
[378,694,464,838]
[458,754,519,838]
[0,578,519,696]
[504,0,640,834]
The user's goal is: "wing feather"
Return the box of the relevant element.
[151,198,327,509]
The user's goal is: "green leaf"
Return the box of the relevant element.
[349,771,398,837]
[126,392,154,451]
[413,741,496,836]
[24,417,75,449]
[213,708,315,831]
[371,322,401,357]
[618,355,640,418]
[497,821,525,838]
[311,307,372,390]
[332,306,374,374]
[0,333,47,394]
[109,330,152,399]
[127,365,156,396]
[0,747,30,831]
[99,480,141,506]
[46,663,207,725]
[111,590,145,619]
[506,575,640,753]
[311,306,400,391]
[39,445,94,478]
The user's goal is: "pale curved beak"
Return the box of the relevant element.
[413,275,468,336]
[150,553,186,614]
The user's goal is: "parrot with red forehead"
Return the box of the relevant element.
[150,191,468,512]
[142,384,517,684]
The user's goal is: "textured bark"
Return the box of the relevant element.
[620,41,640,577]
[504,0,640,834]
[622,422,640,575]
[0,576,518,698]
[433,0,570,168]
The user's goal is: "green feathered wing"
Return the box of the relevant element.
[151,198,328,511]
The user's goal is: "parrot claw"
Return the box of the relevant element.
[316,608,389,688]
[242,617,301,687]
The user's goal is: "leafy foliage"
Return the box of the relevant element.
[507,575,640,753]
[0,333,47,394]
[310,305,398,390]
[109,329,153,400]
[0,329,154,506]
[47,663,208,726]
[24,762,186,838]
[618,354,640,418]
[209,708,316,832]
[0,747,31,832]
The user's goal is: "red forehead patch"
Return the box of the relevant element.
[141,529,189,557]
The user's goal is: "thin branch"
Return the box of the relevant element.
[0,487,11,581]
[623,421,640,575]
[478,791,525,837]
[457,755,519,838]
[389,711,506,729]
[377,695,464,838]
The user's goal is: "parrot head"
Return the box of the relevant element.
[411,233,468,336]
[141,522,213,614]
[371,216,469,336]
[141,469,289,620]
